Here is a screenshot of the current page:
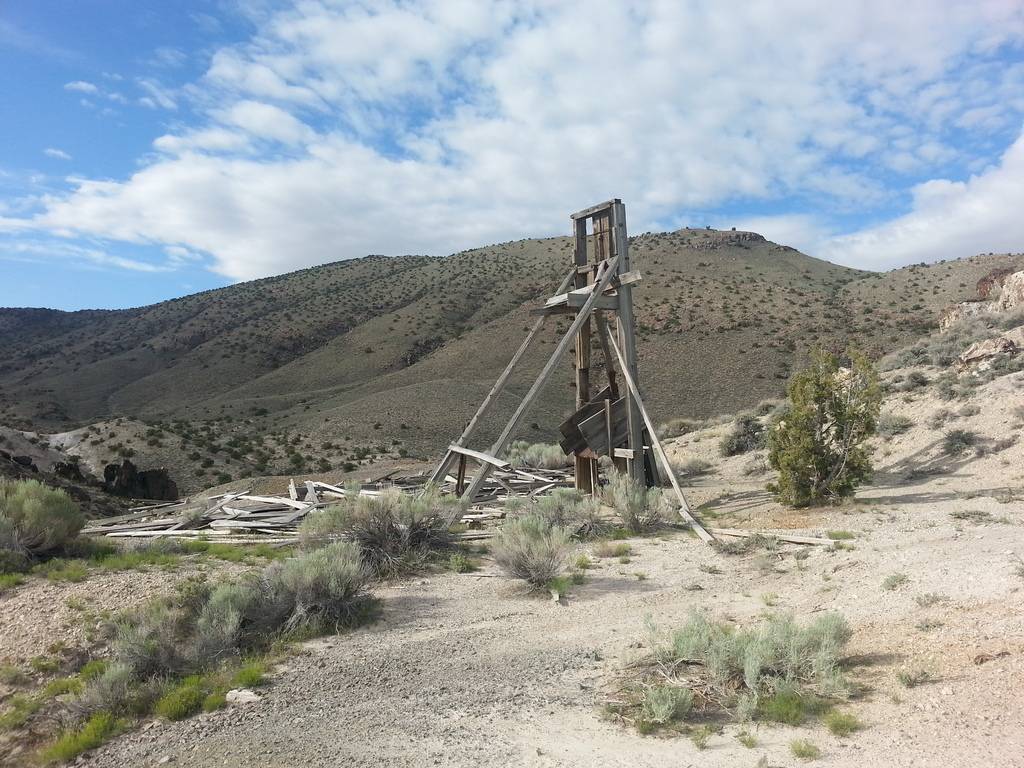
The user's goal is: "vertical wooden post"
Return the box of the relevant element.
[610,201,645,484]
[573,217,596,494]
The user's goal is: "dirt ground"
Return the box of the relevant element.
[35,367,1016,768]
[1,363,1021,767]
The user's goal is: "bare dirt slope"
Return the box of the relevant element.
[77,366,1024,768]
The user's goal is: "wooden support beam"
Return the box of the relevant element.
[454,252,623,512]
[427,266,576,486]
[570,198,620,220]
[610,202,645,485]
[607,332,714,544]
[447,444,511,470]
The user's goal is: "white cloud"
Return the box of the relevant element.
[137,78,177,110]
[43,148,72,160]
[63,80,97,94]
[10,1,1024,280]
[820,129,1024,269]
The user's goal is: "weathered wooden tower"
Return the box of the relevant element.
[429,199,711,541]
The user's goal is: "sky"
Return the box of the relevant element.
[1,1,1024,311]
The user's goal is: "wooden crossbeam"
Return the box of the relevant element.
[607,332,714,544]
[452,252,623,513]
[427,266,577,486]
[447,444,511,470]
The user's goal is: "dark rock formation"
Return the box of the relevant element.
[103,459,179,500]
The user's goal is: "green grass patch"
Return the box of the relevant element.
[41,712,123,763]
[447,552,476,573]
[33,559,89,583]
[0,573,25,592]
[0,664,28,685]
[822,709,864,736]
[758,687,829,725]
[30,655,60,674]
[790,739,822,760]
[573,553,593,570]
[0,694,42,730]
[77,659,108,682]
[231,661,268,688]
[881,573,908,591]
[735,729,757,748]
[154,676,206,721]
[42,676,84,698]
[202,691,227,712]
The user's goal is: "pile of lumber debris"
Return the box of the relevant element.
[82,467,574,543]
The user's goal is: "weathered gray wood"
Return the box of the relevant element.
[607,332,714,544]
[570,198,620,220]
[611,201,645,485]
[710,528,833,546]
[455,252,623,511]
[427,266,577,486]
[447,444,511,469]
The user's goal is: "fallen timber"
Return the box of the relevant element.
[81,466,833,549]
[80,468,576,543]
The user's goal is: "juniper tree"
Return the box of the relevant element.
[767,348,881,507]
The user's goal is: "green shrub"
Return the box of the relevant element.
[35,558,89,582]
[0,694,42,730]
[41,712,123,763]
[492,514,571,590]
[531,489,606,537]
[876,413,913,437]
[202,691,227,711]
[299,488,454,577]
[0,479,83,561]
[881,573,908,591]
[656,418,702,439]
[77,660,108,682]
[43,676,84,698]
[823,709,863,736]
[601,474,668,534]
[232,660,268,688]
[720,414,765,457]
[641,684,692,724]
[942,429,977,455]
[505,441,570,469]
[154,676,205,720]
[0,572,25,592]
[447,552,475,572]
[790,739,821,760]
[264,541,372,633]
[664,611,851,702]
[768,349,881,507]
[672,458,712,482]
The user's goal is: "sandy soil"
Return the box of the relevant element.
[47,367,1022,768]
[1,361,1020,766]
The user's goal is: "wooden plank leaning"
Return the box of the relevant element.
[427,265,578,486]
[452,253,623,518]
[606,332,715,544]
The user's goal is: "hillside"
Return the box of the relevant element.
[2,229,1023,493]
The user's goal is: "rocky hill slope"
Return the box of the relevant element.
[2,229,1023,493]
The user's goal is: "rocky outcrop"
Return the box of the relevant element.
[994,270,1024,312]
[955,334,1019,372]
[103,459,178,501]
[939,301,990,331]
[977,267,1016,299]
[940,270,1024,331]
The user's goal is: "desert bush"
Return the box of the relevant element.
[300,487,455,577]
[601,474,669,534]
[720,414,765,457]
[505,441,570,469]
[767,349,881,507]
[41,712,124,763]
[662,611,851,701]
[0,479,83,567]
[942,429,977,455]
[641,684,693,724]
[530,489,607,538]
[492,514,571,590]
[876,413,913,438]
[264,541,371,633]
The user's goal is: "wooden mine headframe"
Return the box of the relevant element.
[429,199,712,542]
